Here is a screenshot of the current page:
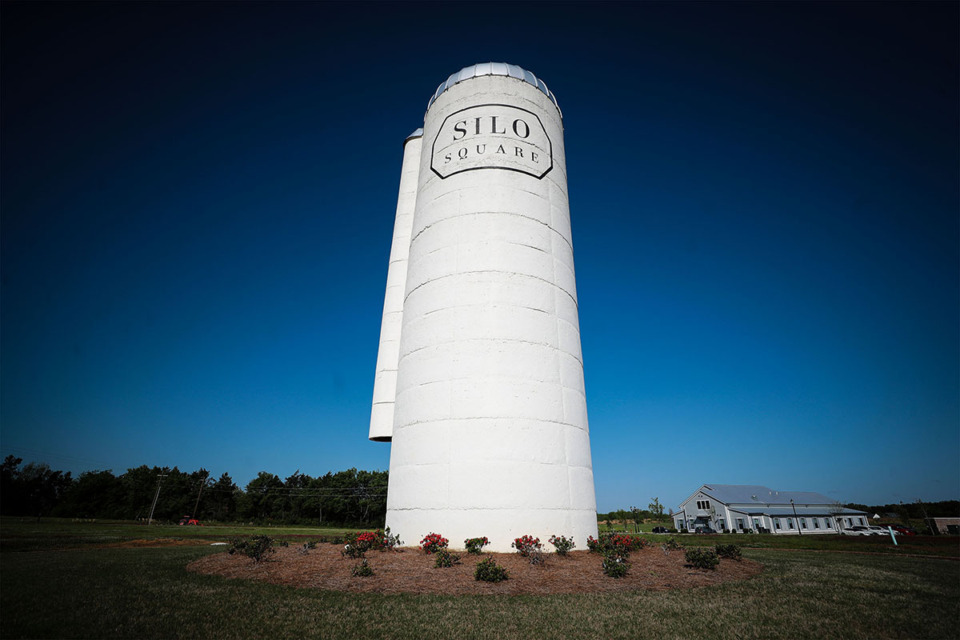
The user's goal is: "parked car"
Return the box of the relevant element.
[842,526,875,536]
[866,525,892,536]
[889,525,917,536]
[651,526,668,534]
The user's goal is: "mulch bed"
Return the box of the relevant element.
[187,545,763,595]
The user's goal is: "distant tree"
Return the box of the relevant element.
[238,472,284,521]
[20,463,72,517]
[0,456,25,515]
[0,458,73,517]
[158,467,201,521]
[206,473,238,521]
[282,470,311,522]
[58,470,123,518]
[354,468,387,525]
[648,497,665,520]
[121,466,166,520]
[928,500,960,518]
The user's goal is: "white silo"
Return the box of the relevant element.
[371,63,597,552]
[370,129,422,442]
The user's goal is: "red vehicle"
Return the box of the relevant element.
[889,524,917,536]
[178,516,200,526]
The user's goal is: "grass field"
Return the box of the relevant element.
[0,518,358,552]
[1,518,958,639]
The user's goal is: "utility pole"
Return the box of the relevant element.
[191,471,209,520]
[790,499,802,536]
[147,472,167,525]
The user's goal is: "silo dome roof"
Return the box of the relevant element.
[427,63,561,117]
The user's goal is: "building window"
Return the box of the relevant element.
[774,518,781,530]
[676,519,684,530]
[753,518,761,530]
[824,518,831,528]
[800,518,807,529]
[813,518,820,529]
[696,500,711,510]
[847,518,853,527]
[787,518,795,530]
[736,518,745,530]
[717,519,725,531]
[859,517,865,526]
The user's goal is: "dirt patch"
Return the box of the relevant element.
[101,538,211,548]
[187,544,762,595]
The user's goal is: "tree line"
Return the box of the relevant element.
[0,456,387,527]
[844,500,959,520]
[597,498,669,525]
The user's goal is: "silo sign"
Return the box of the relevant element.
[431,104,553,179]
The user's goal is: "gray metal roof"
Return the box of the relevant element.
[427,63,561,117]
[697,484,845,507]
[727,506,865,517]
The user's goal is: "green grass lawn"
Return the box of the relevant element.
[653,532,960,557]
[1,519,958,639]
[0,517,357,551]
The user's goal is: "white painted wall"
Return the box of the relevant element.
[382,70,598,552]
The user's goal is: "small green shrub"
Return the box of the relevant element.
[228,535,275,563]
[474,557,509,582]
[351,559,374,577]
[433,549,461,568]
[601,553,629,578]
[527,548,546,566]
[380,527,403,550]
[549,535,575,555]
[685,547,720,570]
[662,537,685,551]
[715,544,742,560]
[464,536,490,554]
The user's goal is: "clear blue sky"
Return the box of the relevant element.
[2,1,957,513]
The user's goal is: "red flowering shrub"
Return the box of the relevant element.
[419,532,449,554]
[342,530,380,558]
[549,534,576,555]
[586,535,600,552]
[587,532,643,558]
[511,535,542,557]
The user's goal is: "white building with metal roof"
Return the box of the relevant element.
[675,484,869,534]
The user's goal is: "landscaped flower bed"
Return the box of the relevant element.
[188,542,763,595]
